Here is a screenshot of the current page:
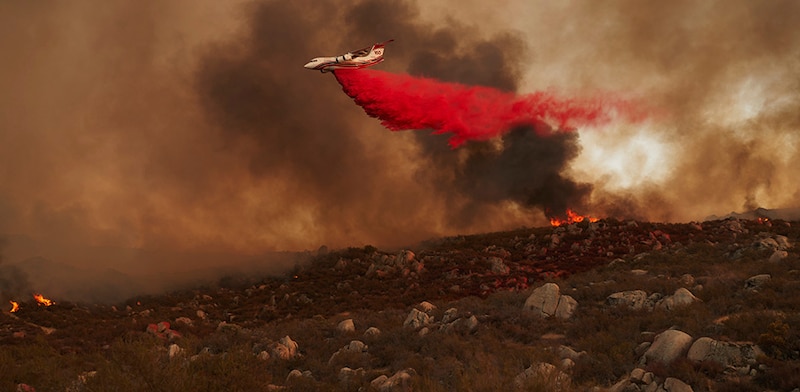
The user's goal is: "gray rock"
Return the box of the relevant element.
[744,274,771,290]
[286,369,313,383]
[363,327,381,339]
[753,237,779,251]
[555,295,578,319]
[403,308,432,329]
[395,250,415,267]
[775,235,792,250]
[656,288,700,311]
[635,342,652,357]
[442,308,458,324]
[337,319,355,334]
[607,290,649,311]
[557,345,586,361]
[168,344,183,359]
[524,283,561,317]
[339,367,365,387]
[687,337,764,368]
[444,315,479,334]
[417,301,436,313]
[489,257,510,275]
[328,340,368,365]
[663,377,693,392]
[524,283,577,319]
[641,330,693,366]
[514,362,570,389]
[174,317,193,327]
[372,369,415,391]
[630,368,646,384]
[769,250,789,262]
[370,375,389,389]
[272,336,299,360]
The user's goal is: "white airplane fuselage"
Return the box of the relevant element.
[304,40,391,73]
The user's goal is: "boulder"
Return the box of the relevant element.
[329,340,368,365]
[418,301,436,313]
[146,321,182,340]
[656,288,700,311]
[443,315,478,334]
[753,237,779,251]
[168,344,183,359]
[442,308,458,324]
[489,257,510,275]
[371,369,415,391]
[403,308,432,329]
[397,250,415,265]
[744,274,771,291]
[774,235,792,250]
[363,327,381,339]
[513,362,570,389]
[336,319,355,334]
[339,367,366,387]
[641,330,693,366]
[174,317,193,327]
[769,250,789,262]
[524,283,577,319]
[663,377,694,392]
[629,368,646,384]
[554,295,578,319]
[557,345,586,362]
[687,337,764,368]
[606,290,649,311]
[286,369,313,383]
[271,336,299,360]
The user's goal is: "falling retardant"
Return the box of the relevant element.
[334,69,642,148]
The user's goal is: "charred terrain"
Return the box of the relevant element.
[2,217,800,391]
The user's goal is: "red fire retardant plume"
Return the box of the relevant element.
[334,69,641,147]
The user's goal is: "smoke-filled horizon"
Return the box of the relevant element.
[1,0,799,266]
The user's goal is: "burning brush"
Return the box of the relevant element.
[6,294,56,313]
[33,293,55,307]
[549,209,600,227]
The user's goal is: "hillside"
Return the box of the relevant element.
[2,217,799,391]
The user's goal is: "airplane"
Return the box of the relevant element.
[304,39,394,73]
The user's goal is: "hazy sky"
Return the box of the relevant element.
[1,0,798,258]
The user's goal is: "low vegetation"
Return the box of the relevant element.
[1,218,798,391]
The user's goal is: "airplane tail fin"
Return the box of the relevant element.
[375,39,394,48]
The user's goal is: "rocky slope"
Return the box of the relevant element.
[1,217,799,391]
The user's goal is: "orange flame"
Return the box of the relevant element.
[9,300,19,313]
[33,294,55,307]
[549,209,600,227]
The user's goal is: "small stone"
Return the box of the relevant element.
[168,344,183,358]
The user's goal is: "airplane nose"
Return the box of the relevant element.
[304,61,316,69]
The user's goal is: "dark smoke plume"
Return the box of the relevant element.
[2,0,799,301]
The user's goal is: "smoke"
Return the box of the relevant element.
[0,0,798,301]
[492,0,800,221]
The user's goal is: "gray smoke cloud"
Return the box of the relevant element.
[1,0,798,301]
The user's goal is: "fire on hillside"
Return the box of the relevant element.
[549,209,600,227]
[33,294,55,307]
[9,300,19,313]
